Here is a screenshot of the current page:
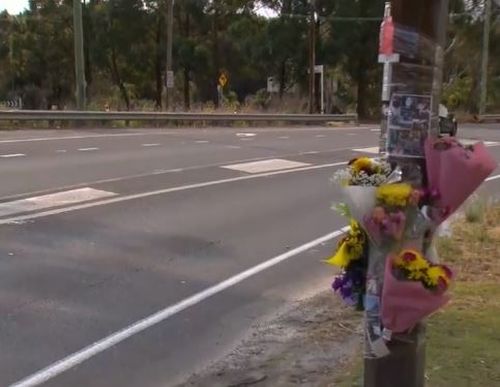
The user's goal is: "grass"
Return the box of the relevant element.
[335,200,500,386]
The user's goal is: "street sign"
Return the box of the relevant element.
[0,98,22,109]
[378,53,400,63]
[218,73,228,88]
[166,71,174,89]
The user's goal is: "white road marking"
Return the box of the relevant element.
[55,150,67,153]
[353,147,379,154]
[226,145,242,149]
[460,139,499,147]
[0,132,164,144]
[0,147,357,203]
[0,188,117,218]
[236,133,256,138]
[486,174,500,182]
[371,129,381,132]
[240,138,254,141]
[315,134,326,138]
[222,159,310,174]
[142,143,161,147]
[0,153,25,158]
[278,136,290,139]
[9,226,349,387]
[347,133,358,136]
[195,140,210,144]
[303,151,319,155]
[78,147,99,152]
[0,161,347,225]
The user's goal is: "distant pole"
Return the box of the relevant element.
[165,0,174,111]
[308,0,316,114]
[479,0,491,117]
[73,0,86,110]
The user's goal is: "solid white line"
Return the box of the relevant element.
[0,153,25,158]
[0,161,347,225]
[9,227,348,387]
[486,174,500,182]
[78,147,99,152]
[142,143,161,147]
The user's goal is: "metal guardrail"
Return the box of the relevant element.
[477,114,500,123]
[0,110,357,123]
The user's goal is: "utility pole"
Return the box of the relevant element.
[479,0,491,117]
[308,0,316,114]
[165,0,174,111]
[73,0,86,110]
[365,1,449,386]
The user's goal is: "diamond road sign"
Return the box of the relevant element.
[218,73,228,87]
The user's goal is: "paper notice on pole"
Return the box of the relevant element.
[387,93,432,158]
[166,71,174,89]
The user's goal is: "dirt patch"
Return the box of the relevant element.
[181,292,363,387]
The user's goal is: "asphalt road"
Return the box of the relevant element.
[0,125,498,387]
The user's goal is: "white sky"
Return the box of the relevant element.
[0,0,28,14]
[0,0,277,18]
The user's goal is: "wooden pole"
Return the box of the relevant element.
[165,0,174,111]
[365,1,449,386]
[73,0,86,110]
[308,0,316,114]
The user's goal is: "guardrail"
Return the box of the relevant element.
[477,114,500,123]
[0,110,357,123]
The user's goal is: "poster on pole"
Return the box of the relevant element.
[387,93,431,158]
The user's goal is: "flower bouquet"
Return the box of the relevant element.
[425,137,497,222]
[381,248,452,333]
[332,157,394,224]
[326,220,368,310]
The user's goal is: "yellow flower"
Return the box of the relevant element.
[394,249,430,272]
[426,266,451,287]
[325,219,365,268]
[325,241,352,268]
[376,183,413,207]
[349,157,375,174]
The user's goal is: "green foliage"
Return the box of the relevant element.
[0,0,497,115]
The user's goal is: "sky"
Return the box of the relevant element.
[1,0,28,14]
[1,1,278,17]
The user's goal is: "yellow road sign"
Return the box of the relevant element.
[219,73,228,87]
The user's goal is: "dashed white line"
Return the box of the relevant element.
[55,150,67,153]
[353,147,379,154]
[78,147,99,152]
[226,145,242,149]
[195,140,210,144]
[347,133,358,136]
[0,153,25,158]
[278,136,290,139]
[315,134,326,138]
[142,143,161,147]
[9,226,349,387]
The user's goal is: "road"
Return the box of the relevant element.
[0,125,498,387]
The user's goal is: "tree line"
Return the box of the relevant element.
[0,0,498,118]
